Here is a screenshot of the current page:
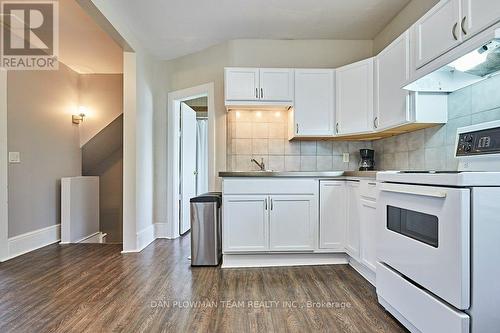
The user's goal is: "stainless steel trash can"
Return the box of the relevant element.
[190,192,222,266]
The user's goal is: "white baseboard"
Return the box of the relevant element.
[79,232,106,243]
[348,257,376,286]
[154,222,172,239]
[222,253,349,268]
[5,224,61,261]
[136,224,155,251]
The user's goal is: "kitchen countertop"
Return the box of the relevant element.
[218,170,378,179]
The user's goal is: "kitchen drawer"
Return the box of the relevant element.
[359,180,378,200]
[377,263,470,333]
[223,178,317,195]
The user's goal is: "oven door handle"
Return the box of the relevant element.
[380,183,447,198]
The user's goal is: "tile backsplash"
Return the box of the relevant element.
[227,110,372,171]
[227,75,500,172]
[374,74,500,171]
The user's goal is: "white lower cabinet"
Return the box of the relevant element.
[223,195,268,252]
[319,181,346,251]
[222,178,378,275]
[222,180,317,253]
[269,195,315,251]
[360,198,377,272]
[345,181,361,259]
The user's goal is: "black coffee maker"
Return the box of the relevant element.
[359,149,375,171]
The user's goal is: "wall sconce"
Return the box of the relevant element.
[72,106,86,125]
[72,113,85,125]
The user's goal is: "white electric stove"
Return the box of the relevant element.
[376,120,500,333]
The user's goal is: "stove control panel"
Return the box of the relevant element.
[456,126,500,156]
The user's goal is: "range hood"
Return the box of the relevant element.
[405,28,500,92]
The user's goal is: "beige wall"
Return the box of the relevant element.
[78,74,123,146]
[7,64,82,237]
[373,0,439,54]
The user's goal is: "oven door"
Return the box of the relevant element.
[377,183,470,310]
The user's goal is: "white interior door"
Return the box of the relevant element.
[180,103,197,234]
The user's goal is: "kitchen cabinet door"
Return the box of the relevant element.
[336,58,374,135]
[269,195,316,251]
[319,181,346,251]
[223,195,268,252]
[360,198,377,272]
[225,68,259,101]
[461,0,500,40]
[375,31,411,131]
[345,181,361,259]
[293,69,335,137]
[413,0,462,69]
[259,68,294,101]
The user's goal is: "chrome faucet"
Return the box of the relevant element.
[251,158,266,171]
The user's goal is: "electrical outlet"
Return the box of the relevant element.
[9,152,20,163]
[342,153,349,163]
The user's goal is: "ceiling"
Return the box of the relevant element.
[59,0,123,74]
[105,0,410,60]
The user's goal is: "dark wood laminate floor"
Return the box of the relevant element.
[0,235,407,333]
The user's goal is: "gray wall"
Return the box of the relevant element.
[374,75,500,171]
[7,65,82,237]
[82,115,123,243]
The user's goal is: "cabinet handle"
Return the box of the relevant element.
[461,16,467,35]
[261,88,264,99]
[296,123,299,134]
[374,117,378,129]
[256,88,258,99]
[452,22,458,40]
[271,198,273,210]
[368,182,377,186]
[336,122,339,133]
[265,198,268,210]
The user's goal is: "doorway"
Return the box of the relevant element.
[167,83,216,239]
[179,98,209,235]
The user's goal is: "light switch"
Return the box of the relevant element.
[8,152,20,163]
[342,153,349,163]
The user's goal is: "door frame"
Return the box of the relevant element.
[0,69,8,261]
[167,83,215,238]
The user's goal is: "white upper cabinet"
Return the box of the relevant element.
[259,68,294,102]
[375,31,411,131]
[225,68,260,101]
[269,195,315,251]
[291,69,335,137]
[224,67,293,105]
[336,58,374,135]
[461,0,500,40]
[319,181,346,251]
[413,0,462,69]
